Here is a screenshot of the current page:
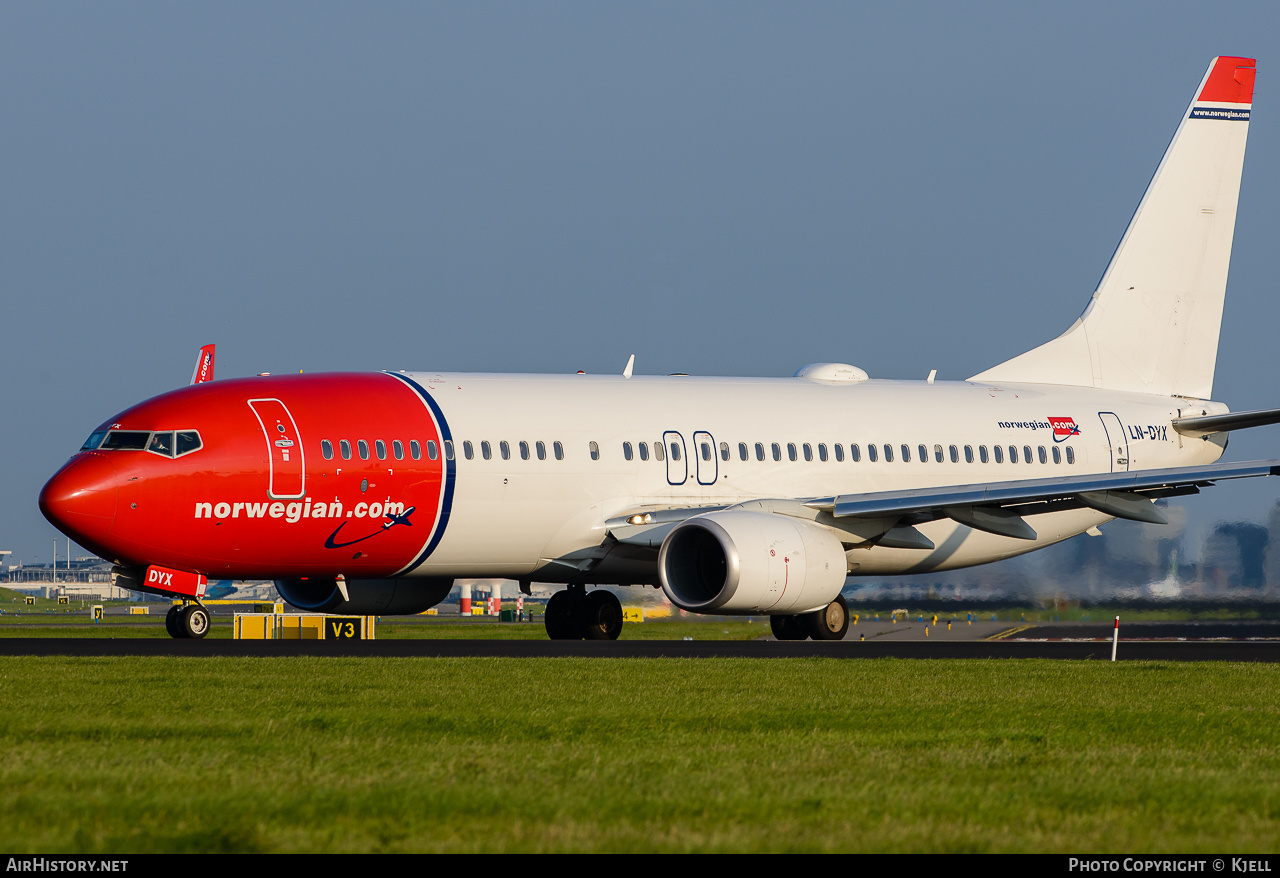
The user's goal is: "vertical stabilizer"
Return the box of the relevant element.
[190,344,216,385]
[970,57,1254,399]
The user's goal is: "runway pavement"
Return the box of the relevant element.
[0,618,1278,660]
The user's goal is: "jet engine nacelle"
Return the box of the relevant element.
[274,576,453,615]
[658,510,848,615]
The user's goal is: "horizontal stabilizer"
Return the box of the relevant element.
[1172,406,1280,436]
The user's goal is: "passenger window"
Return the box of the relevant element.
[979,446,989,463]
[755,442,765,461]
[884,444,894,463]
[147,432,175,457]
[392,440,404,460]
[964,445,974,463]
[818,443,828,462]
[554,441,564,461]
[802,444,812,462]
[376,440,387,460]
[590,441,600,461]
[1008,445,1018,464]
[444,440,455,461]
[638,442,648,461]
[868,444,878,462]
[358,440,370,460]
[669,442,680,461]
[1066,447,1076,464]
[834,444,844,462]
[787,443,797,462]
[500,441,511,460]
[918,444,927,463]
[1023,445,1033,464]
[340,440,352,460]
[934,444,944,463]
[739,442,748,461]
[901,444,910,463]
[427,441,439,460]
[537,441,547,461]
[851,444,861,462]
[653,442,664,462]
[701,442,712,462]
[1052,446,1061,464]
[623,442,634,461]
[481,441,492,460]
[949,445,959,463]
[1038,446,1047,464]
[176,431,202,456]
[520,441,530,461]
[720,442,730,462]
[463,441,474,460]
[322,440,334,461]
[994,446,1003,464]
[410,440,421,460]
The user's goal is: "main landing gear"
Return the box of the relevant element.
[165,601,210,639]
[544,585,624,640]
[770,596,850,641]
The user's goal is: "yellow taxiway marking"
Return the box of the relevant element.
[986,624,1034,641]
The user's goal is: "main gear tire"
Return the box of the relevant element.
[803,596,850,641]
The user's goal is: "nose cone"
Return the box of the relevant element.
[39,455,119,554]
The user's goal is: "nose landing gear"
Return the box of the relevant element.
[165,601,210,639]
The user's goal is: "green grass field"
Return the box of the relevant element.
[1,656,1278,853]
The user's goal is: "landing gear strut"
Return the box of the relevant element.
[165,601,210,639]
[544,586,624,640]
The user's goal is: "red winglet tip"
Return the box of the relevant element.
[1199,56,1256,104]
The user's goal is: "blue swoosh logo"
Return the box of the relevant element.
[324,507,416,549]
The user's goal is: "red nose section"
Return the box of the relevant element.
[39,454,119,557]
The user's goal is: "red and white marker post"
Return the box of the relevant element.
[1111,616,1120,662]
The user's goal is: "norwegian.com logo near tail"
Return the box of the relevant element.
[1049,417,1081,442]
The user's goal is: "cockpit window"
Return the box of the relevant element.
[101,431,150,450]
[81,431,108,451]
[148,432,175,457]
[90,429,202,457]
[176,431,202,456]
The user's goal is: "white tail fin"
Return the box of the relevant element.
[970,56,1255,400]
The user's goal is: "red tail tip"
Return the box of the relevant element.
[1198,56,1256,104]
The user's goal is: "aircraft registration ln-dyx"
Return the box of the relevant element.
[40,57,1280,640]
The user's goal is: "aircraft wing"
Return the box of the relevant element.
[607,459,1280,547]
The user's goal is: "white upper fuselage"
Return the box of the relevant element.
[407,370,1226,580]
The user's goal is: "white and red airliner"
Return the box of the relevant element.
[40,56,1280,640]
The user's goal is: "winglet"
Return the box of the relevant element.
[190,344,216,385]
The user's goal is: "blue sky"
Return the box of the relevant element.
[5,2,1280,569]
